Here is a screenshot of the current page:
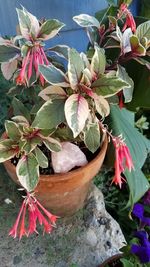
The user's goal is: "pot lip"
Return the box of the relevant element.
[98,253,123,267]
[3,133,108,182]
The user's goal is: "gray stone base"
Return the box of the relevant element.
[0,183,125,267]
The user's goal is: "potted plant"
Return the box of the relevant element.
[0,2,149,239]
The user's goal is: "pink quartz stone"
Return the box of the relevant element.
[51,142,88,173]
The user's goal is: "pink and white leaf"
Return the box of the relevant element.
[38,86,67,101]
[65,94,89,138]
[1,59,17,80]
[51,142,88,173]
[16,7,40,39]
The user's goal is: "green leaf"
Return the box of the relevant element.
[48,45,69,59]
[22,137,41,154]
[136,20,150,41]
[120,258,134,267]
[0,45,20,62]
[16,153,39,192]
[35,147,48,168]
[12,97,31,122]
[38,19,65,40]
[130,35,146,56]
[5,120,21,140]
[43,136,61,152]
[64,94,89,138]
[38,64,69,87]
[126,60,150,110]
[68,48,84,89]
[32,98,65,129]
[117,65,134,103]
[84,121,100,153]
[91,45,106,75]
[95,6,118,24]
[73,14,100,29]
[7,86,24,97]
[92,76,129,97]
[0,139,18,162]
[125,168,149,207]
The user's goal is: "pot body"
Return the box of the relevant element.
[3,138,107,217]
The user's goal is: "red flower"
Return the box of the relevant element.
[9,193,58,239]
[112,136,134,188]
[16,44,49,87]
[118,4,136,33]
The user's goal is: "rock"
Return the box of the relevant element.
[13,255,22,265]
[67,185,126,267]
[51,142,88,173]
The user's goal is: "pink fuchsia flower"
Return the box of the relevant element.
[9,193,58,239]
[16,44,49,87]
[118,3,136,33]
[112,136,134,188]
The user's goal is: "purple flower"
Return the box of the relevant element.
[143,189,150,205]
[131,231,150,263]
[132,203,150,226]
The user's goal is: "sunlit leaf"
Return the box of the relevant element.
[73,14,100,28]
[65,94,89,138]
[38,19,65,40]
[68,48,84,89]
[16,153,39,192]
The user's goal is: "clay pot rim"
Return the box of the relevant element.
[4,134,108,183]
[98,253,123,267]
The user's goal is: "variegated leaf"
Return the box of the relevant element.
[68,48,84,89]
[5,120,21,140]
[38,86,66,101]
[48,45,69,59]
[91,45,106,76]
[117,65,134,103]
[91,76,129,98]
[84,120,100,153]
[16,153,39,192]
[0,139,18,162]
[35,147,48,168]
[1,60,17,80]
[136,21,150,41]
[93,94,110,117]
[32,98,65,129]
[39,64,69,87]
[73,14,100,29]
[65,94,89,138]
[130,35,146,56]
[16,7,40,39]
[43,136,62,152]
[38,19,65,40]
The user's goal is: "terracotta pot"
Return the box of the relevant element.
[3,137,107,217]
[98,254,123,267]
